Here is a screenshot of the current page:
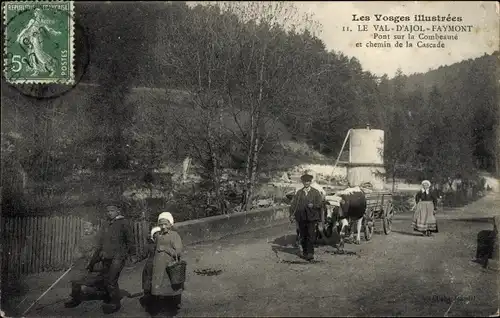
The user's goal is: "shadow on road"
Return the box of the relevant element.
[270,234,301,258]
[317,229,341,247]
[392,230,424,237]
[270,231,343,260]
[271,231,340,248]
[452,218,494,224]
[271,245,300,258]
[8,288,134,317]
[272,234,297,247]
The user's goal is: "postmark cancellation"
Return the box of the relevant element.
[3,1,75,85]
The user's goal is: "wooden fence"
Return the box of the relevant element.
[1,216,151,276]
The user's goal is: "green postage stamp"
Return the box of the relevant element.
[3,1,75,84]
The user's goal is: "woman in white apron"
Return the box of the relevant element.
[141,212,184,316]
[412,180,439,236]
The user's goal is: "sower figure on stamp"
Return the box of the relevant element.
[16,8,61,76]
[4,1,75,86]
[289,173,323,261]
[65,204,137,314]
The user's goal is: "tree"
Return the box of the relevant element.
[152,1,324,212]
[85,3,148,171]
[381,68,419,189]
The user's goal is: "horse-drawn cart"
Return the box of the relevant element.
[321,189,395,243]
[362,190,394,240]
[287,186,396,244]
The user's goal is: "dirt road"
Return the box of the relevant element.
[12,193,500,317]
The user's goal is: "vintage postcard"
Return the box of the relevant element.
[1,1,499,317]
[3,1,75,84]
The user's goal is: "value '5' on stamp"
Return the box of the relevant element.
[3,1,75,85]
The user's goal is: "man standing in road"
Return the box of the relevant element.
[289,173,323,261]
[309,171,327,234]
[65,203,137,314]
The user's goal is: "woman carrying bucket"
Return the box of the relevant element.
[412,180,439,236]
[140,212,185,316]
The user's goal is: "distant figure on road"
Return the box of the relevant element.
[65,204,137,314]
[473,223,497,268]
[289,173,323,261]
[141,212,184,316]
[412,180,439,236]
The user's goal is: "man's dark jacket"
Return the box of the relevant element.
[89,216,136,267]
[289,187,323,222]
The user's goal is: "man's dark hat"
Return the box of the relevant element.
[105,200,122,211]
[300,174,313,182]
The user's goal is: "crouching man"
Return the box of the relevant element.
[64,221,106,306]
[65,204,137,314]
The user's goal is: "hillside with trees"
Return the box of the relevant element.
[1,1,498,221]
[384,52,499,184]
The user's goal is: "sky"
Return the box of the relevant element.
[294,1,499,77]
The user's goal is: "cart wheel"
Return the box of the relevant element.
[364,208,374,241]
[383,201,394,235]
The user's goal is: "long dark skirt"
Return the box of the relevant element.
[142,255,183,316]
[140,293,182,317]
